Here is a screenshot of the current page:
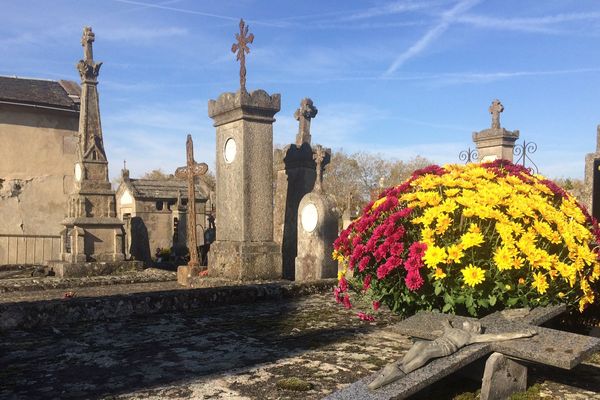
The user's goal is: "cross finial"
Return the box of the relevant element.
[313,145,326,193]
[231,19,254,93]
[77,26,102,82]
[489,99,504,129]
[294,98,318,146]
[81,26,95,62]
[123,160,126,170]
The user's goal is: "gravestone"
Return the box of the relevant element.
[327,306,600,400]
[584,125,600,218]
[295,145,338,281]
[472,99,520,162]
[175,134,208,286]
[49,27,137,277]
[274,98,322,280]
[207,19,282,280]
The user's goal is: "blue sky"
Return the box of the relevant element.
[2,0,600,180]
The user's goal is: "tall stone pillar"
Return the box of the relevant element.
[473,99,519,162]
[584,125,600,218]
[207,89,282,280]
[60,26,124,264]
[274,98,320,280]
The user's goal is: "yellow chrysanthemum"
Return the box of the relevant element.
[446,244,464,264]
[493,246,513,271]
[423,245,447,269]
[460,231,484,250]
[461,264,485,287]
[433,267,447,280]
[531,272,549,294]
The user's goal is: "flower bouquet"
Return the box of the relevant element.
[333,160,600,318]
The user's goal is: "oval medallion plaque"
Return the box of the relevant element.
[224,138,237,164]
[301,203,319,232]
[74,163,82,182]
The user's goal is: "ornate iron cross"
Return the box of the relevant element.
[175,134,208,268]
[489,99,504,129]
[294,98,318,146]
[231,19,254,92]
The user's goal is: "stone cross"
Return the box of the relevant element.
[175,134,208,268]
[596,125,600,153]
[327,306,600,400]
[489,99,504,129]
[294,98,318,146]
[313,145,326,193]
[231,19,254,93]
[77,27,102,82]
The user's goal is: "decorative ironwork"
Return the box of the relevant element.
[174,135,208,268]
[459,147,478,164]
[231,19,254,93]
[513,140,539,174]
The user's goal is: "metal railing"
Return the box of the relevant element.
[0,234,61,265]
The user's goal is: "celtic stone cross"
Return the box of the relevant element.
[175,134,208,268]
[231,19,254,93]
[294,98,318,146]
[489,99,504,129]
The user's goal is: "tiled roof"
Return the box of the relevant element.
[0,76,80,111]
[127,179,209,200]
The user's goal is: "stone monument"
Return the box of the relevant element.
[50,27,134,277]
[175,134,208,286]
[207,19,282,280]
[274,98,323,280]
[295,145,338,281]
[584,125,600,218]
[472,99,519,162]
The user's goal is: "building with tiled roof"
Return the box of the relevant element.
[0,76,81,265]
[115,168,212,263]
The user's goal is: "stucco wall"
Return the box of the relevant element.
[0,104,79,236]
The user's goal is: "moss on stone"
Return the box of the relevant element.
[276,377,313,391]
[509,383,543,400]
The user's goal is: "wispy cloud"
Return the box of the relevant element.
[341,1,437,21]
[457,11,600,34]
[101,26,188,41]
[384,0,480,76]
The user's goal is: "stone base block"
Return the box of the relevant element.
[48,260,144,278]
[480,352,527,400]
[177,265,202,287]
[296,255,337,281]
[208,240,282,281]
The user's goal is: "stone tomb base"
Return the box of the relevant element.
[208,240,282,281]
[48,260,144,278]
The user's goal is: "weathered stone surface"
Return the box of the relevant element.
[480,352,527,400]
[472,99,519,162]
[208,88,282,280]
[584,125,600,217]
[0,278,335,331]
[48,260,143,278]
[0,267,175,293]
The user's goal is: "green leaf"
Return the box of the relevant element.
[442,303,453,313]
[488,295,497,306]
[444,293,455,306]
[467,305,477,316]
[434,285,443,296]
[507,297,519,306]
[465,295,474,308]
[477,299,489,308]
[455,295,465,304]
